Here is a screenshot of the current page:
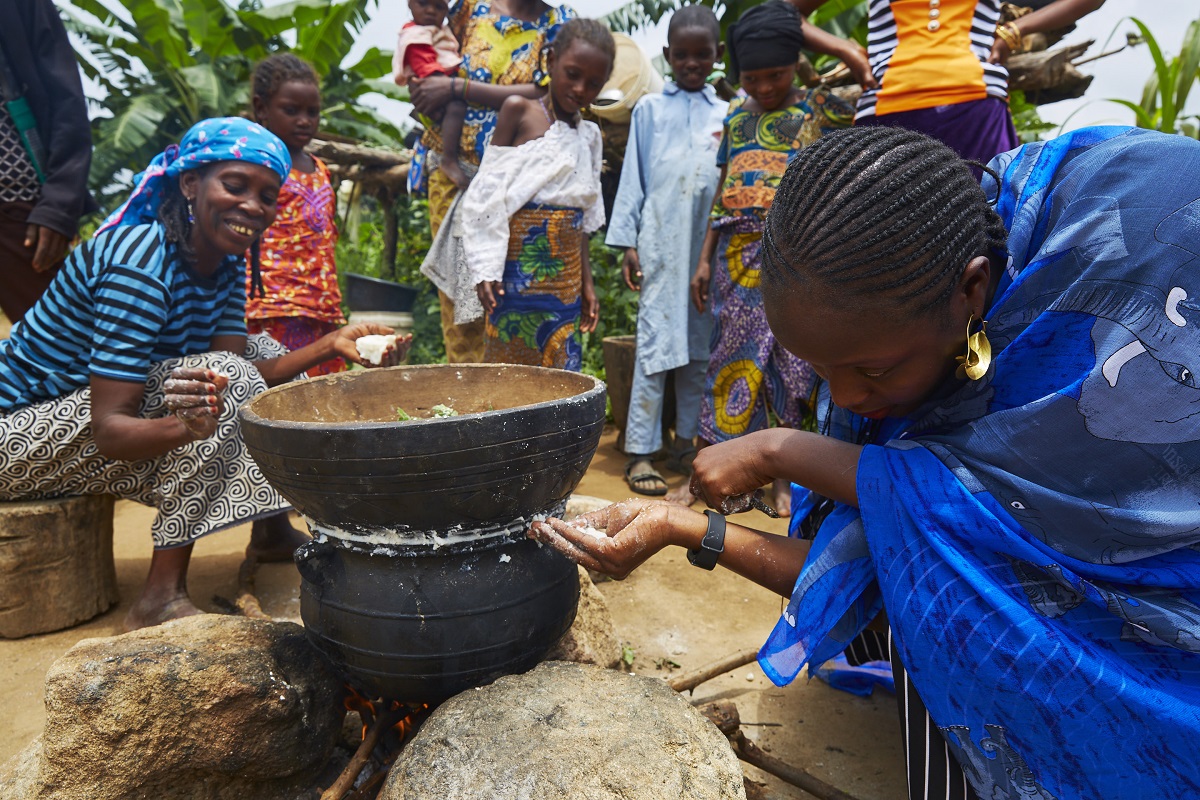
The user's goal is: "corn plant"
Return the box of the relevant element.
[1108,17,1200,138]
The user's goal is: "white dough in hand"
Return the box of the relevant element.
[355,334,397,365]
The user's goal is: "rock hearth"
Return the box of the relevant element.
[0,615,342,800]
[381,661,747,800]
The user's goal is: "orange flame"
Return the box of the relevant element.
[342,685,429,740]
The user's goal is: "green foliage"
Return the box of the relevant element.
[1009,90,1055,143]
[60,0,406,208]
[620,643,637,670]
[334,194,446,365]
[580,233,640,381]
[1108,17,1200,138]
[602,0,870,71]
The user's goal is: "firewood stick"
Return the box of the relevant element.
[321,706,404,800]
[235,555,271,620]
[695,700,741,736]
[668,648,759,693]
[345,762,391,800]
[732,731,863,800]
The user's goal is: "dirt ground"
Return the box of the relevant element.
[0,308,904,797]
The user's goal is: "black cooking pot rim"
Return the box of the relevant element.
[239,364,606,431]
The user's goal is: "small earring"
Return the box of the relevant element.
[187,201,194,225]
[955,314,992,381]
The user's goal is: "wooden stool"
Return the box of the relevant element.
[0,495,119,638]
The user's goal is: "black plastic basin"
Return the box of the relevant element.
[344,273,418,312]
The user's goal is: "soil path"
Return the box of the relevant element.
[0,396,905,798]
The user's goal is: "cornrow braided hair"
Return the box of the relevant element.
[251,53,320,113]
[762,126,1009,317]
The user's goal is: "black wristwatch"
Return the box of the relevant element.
[688,510,726,570]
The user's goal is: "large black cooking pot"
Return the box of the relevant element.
[239,364,606,534]
[238,364,606,701]
[292,531,579,702]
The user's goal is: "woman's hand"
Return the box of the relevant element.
[689,430,782,513]
[477,280,504,315]
[410,75,454,117]
[621,247,642,291]
[333,323,412,367]
[691,258,711,312]
[987,36,1013,65]
[529,499,697,579]
[580,272,599,333]
[164,367,229,441]
[838,41,878,90]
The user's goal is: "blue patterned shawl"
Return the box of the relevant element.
[761,127,1200,798]
[97,117,291,233]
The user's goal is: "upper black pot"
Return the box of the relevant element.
[239,365,607,536]
[344,273,418,313]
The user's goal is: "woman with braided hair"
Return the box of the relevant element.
[534,125,1200,798]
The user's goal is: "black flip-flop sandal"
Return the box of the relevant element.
[624,458,668,497]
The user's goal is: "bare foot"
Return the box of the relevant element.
[248,513,310,563]
[664,484,696,507]
[441,160,471,192]
[772,478,793,517]
[123,595,202,633]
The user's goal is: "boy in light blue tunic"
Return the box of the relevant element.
[605,6,726,500]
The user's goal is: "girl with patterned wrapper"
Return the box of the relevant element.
[409,0,575,363]
[691,0,854,515]
[0,118,408,632]
[461,18,613,371]
[535,125,1200,799]
[247,55,347,379]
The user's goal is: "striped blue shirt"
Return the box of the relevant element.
[0,223,246,412]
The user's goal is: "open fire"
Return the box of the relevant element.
[322,686,432,800]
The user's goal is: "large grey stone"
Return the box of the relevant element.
[544,566,621,668]
[381,661,746,800]
[0,614,342,800]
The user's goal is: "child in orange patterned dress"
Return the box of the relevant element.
[247,54,346,378]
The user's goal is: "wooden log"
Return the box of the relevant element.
[732,730,864,800]
[321,705,404,800]
[1008,40,1094,94]
[309,139,411,169]
[668,647,760,693]
[0,495,118,638]
[696,699,741,736]
[234,554,271,621]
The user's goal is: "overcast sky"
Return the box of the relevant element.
[347,0,1198,135]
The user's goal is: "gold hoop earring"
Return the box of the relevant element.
[955,314,991,381]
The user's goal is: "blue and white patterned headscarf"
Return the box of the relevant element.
[97,117,292,233]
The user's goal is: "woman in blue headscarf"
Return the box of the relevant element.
[534,126,1200,799]
[0,117,408,631]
